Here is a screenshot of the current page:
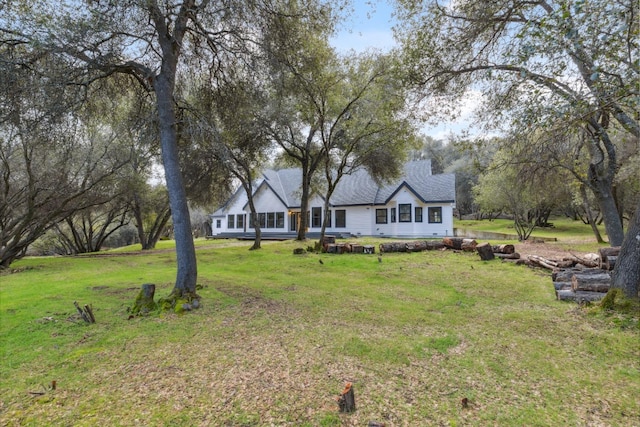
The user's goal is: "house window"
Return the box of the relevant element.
[227,215,235,229]
[399,204,411,222]
[428,207,442,223]
[237,214,244,229]
[276,212,285,228]
[216,219,221,228]
[415,207,423,223]
[335,210,346,228]
[376,209,388,224]
[390,207,396,223]
[267,212,276,228]
[326,210,332,228]
[312,207,322,227]
[259,213,266,228]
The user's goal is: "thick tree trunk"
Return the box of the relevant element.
[591,179,625,247]
[155,74,197,296]
[246,193,261,250]
[610,200,640,298]
[297,167,311,241]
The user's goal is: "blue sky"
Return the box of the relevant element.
[330,1,397,53]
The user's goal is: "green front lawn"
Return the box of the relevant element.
[1,238,638,426]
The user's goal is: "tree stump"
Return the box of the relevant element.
[338,382,356,413]
[476,242,495,261]
[130,283,157,315]
[74,301,95,323]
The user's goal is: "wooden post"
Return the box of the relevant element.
[338,382,356,413]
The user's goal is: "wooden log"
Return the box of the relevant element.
[442,237,464,250]
[554,281,572,291]
[492,244,515,254]
[598,246,620,270]
[598,246,621,259]
[323,235,336,244]
[425,240,446,250]
[556,290,606,302]
[476,242,495,261]
[326,244,337,254]
[351,244,364,253]
[363,245,375,254]
[461,239,477,252]
[552,267,597,282]
[406,241,428,252]
[494,252,520,260]
[571,272,611,292]
[338,382,356,413]
[529,255,558,270]
[601,255,617,271]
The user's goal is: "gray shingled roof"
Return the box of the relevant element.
[213,159,455,212]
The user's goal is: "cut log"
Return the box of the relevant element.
[351,244,364,254]
[598,246,621,259]
[571,272,611,292]
[556,290,606,302]
[379,242,407,253]
[494,252,520,260]
[461,239,477,252]
[554,281,572,291]
[476,242,495,261]
[425,240,446,250]
[492,244,515,254]
[338,382,356,413]
[406,241,428,252]
[598,246,620,270]
[600,255,617,271]
[442,237,464,250]
[363,245,375,254]
[323,235,336,245]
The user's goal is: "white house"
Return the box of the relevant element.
[210,160,456,238]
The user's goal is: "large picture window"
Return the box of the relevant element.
[399,204,411,222]
[428,207,442,223]
[227,215,235,229]
[390,207,396,223]
[415,207,423,223]
[376,209,388,224]
[312,207,322,227]
[335,210,346,228]
[236,214,244,229]
[276,212,285,228]
[259,213,267,228]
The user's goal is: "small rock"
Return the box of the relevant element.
[191,299,200,309]
[182,303,192,311]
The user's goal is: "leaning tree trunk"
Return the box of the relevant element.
[591,177,625,247]
[155,73,197,298]
[610,199,640,299]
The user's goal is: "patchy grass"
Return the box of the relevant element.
[1,238,638,426]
